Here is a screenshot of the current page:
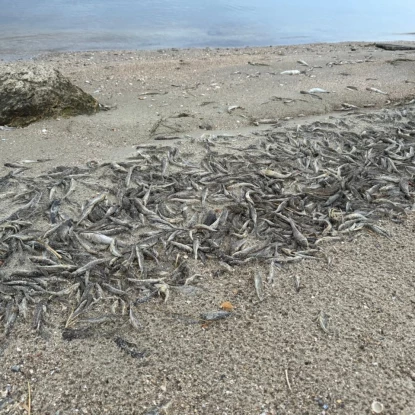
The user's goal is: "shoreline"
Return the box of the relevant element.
[1,41,415,172]
[1,36,415,62]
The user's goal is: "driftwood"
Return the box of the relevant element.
[375,43,415,51]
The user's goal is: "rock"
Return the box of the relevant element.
[10,365,21,372]
[0,65,101,127]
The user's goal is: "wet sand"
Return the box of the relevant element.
[1,41,415,170]
[0,42,415,414]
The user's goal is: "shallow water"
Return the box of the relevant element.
[0,0,414,59]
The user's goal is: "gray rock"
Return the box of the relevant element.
[10,365,20,372]
[0,65,101,127]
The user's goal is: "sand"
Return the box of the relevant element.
[0,42,415,414]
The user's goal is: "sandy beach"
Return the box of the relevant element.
[0,42,415,414]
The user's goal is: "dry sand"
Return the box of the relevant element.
[0,42,415,414]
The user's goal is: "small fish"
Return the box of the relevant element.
[248,61,270,66]
[254,270,265,301]
[268,261,276,284]
[62,178,77,200]
[318,311,329,333]
[72,258,110,277]
[109,239,123,257]
[300,90,323,100]
[200,311,231,321]
[280,70,300,75]
[170,241,193,253]
[77,193,107,225]
[4,303,18,335]
[294,275,301,292]
[260,169,293,179]
[80,232,114,245]
[227,105,243,113]
[33,301,46,332]
[49,199,61,224]
[193,237,200,260]
[129,305,142,330]
[125,165,136,188]
[366,87,388,95]
[308,88,330,94]
[102,283,128,296]
[276,213,308,248]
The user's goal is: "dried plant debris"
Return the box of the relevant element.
[1,104,415,334]
[114,336,147,359]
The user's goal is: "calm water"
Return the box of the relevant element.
[0,0,414,59]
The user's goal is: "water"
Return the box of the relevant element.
[0,0,414,59]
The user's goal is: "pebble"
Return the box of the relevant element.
[10,365,20,373]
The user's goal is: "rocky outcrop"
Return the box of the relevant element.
[0,65,101,127]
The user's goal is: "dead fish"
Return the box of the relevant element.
[276,213,309,248]
[254,270,265,301]
[49,199,61,224]
[228,105,243,113]
[280,70,300,75]
[72,258,111,277]
[268,261,276,284]
[200,311,231,321]
[33,301,46,332]
[366,87,388,95]
[62,178,76,200]
[129,305,142,330]
[308,88,330,94]
[260,169,293,179]
[341,102,359,109]
[300,90,323,100]
[77,193,107,225]
[102,283,128,296]
[139,91,168,96]
[80,232,114,245]
[318,311,329,333]
[4,302,18,335]
[248,61,270,66]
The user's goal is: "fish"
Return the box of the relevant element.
[254,270,265,301]
[366,87,388,95]
[308,88,330,94]
[1,99,413,335]
[129,305,142,330]
[200,311,231,321]
[76,193,107,225]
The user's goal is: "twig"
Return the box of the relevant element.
[27,381,31,415]
[285,369,292,392]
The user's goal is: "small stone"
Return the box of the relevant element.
[10,365,20,372]
[371,401,384,414]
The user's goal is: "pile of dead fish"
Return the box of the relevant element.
[1,103,415,335]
